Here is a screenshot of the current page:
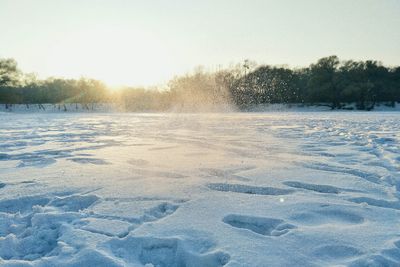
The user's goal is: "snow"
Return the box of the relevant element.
[0,112,399,266]
[1,102,400,113]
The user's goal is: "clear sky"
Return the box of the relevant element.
[1,0,399,86]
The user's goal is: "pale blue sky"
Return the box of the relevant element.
[1,0,399,86]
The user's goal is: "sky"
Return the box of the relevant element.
[1,0,399,87]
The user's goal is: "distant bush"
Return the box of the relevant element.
[0,56,399,110]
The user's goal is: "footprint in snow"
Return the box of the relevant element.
[283,181,362,194]
[69,157,110,165]
[290,207,365,226]
[223,214,296,236]
[348,239,400,266]
[107,235,230,267]
[207,183,293,196]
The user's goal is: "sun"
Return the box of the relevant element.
[42,26,177,86]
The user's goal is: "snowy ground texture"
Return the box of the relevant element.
[0,112,399,267]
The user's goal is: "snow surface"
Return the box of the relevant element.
[1,102,400,113]
[0,112,399,266]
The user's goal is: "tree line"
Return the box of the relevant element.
[1,56,399,111]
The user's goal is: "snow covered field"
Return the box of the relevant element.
[0,112,399,266]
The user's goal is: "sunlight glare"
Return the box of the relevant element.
[44,26,176,86]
